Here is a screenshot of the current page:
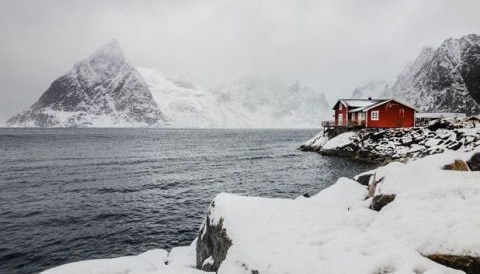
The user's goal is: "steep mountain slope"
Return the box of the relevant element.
[138,68,253,128]
[7,41,165,127]
[350,81,389,99]
[139,70,331,128]
[389,34,480,115]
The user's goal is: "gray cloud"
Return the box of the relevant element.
[1,0,480,120]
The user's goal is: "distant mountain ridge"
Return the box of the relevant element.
[350,81,389,99]
[352,34,480,115]
[8,41,330,128]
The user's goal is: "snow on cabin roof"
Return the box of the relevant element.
[334,98,417,113]
[360,99,417,112]
[334,99,385,110]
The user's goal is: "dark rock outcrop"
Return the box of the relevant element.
[370,194,396,211]
[427,254,480,274]
[196,205,232,272]
[355,173,374,186]
[467,152,480,171]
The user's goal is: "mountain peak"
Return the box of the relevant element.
[89,39,125,62]
[390,33,480,115]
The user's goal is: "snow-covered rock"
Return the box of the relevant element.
[301,118,480,162]
[8,40,165,127]
[195,149,480,274]
[41,248,210,274]
[167,242,197,268]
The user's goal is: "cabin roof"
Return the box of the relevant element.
[333,99,384,110]
[360,99,417,112]
[333,98,417,113]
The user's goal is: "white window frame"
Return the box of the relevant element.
[339,103,343,110]
[338,114,343,125]
[371,110,379,121]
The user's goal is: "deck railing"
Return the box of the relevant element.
[322,120,366,127]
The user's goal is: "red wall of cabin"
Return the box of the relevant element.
[366,102,415,128]
[334,104,348,125]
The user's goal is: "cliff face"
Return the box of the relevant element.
[8,41,165,127]
[388,34,480,115]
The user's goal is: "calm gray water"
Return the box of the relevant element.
[0,128,374,274]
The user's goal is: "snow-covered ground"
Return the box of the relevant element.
[41,242,209,274]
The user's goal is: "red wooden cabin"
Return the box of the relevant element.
[326,98,416,128]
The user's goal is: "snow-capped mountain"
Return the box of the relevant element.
[8,40,330,128]
[7,40,165,127]
[388,34,480,115]
[350,81,389,99]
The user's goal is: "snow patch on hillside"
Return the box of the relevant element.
[139,69,330,128]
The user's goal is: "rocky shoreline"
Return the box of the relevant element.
[300,118,480,163]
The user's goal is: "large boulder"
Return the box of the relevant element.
[427,254,480,274]
[196,211,232,272]
[467,152,480,171]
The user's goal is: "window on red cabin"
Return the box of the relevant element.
[339,103,343,110]
[371,111,379,121]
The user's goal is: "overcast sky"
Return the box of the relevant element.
[1,0,479,121]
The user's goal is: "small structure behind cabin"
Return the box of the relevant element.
[416,112,466,126]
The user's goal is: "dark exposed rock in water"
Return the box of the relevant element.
[427,254,480,274]
[370,194,396,211]
[196,203,232,272]
[467,152,480,171]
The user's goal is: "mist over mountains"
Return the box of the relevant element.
[7,41,330,128]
